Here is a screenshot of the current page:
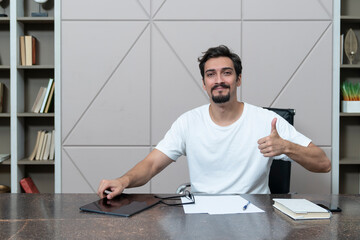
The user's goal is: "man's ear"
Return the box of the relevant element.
[236,74,242,87]
[202,79,206,90]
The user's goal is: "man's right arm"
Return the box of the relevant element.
[97,149,173,199]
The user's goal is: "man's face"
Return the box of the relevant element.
[202,57,241,104]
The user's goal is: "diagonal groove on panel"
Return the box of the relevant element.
[318,0,332,19]
[153,23,208,99]
[137,0,150,18]
[63,23,150,144]
[152,0,168,19]
[270,21,332,107]
[63,147,96,193]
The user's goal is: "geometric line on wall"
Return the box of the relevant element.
[152,0,167,19]
[63,23,150,144]
[153,23,209,100]
[137,0,150,18]
[269,21,332,107]
[63,147,96,193]
[317,0,332,19]
[65,26,150,146]
[153,21,241,97]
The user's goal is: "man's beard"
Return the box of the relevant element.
[211,83,230,103]
[212,93,230,103]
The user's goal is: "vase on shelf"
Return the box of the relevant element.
[341,101,360,113]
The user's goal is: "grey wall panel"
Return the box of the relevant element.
[62,149,95,193]
[62,147,151,193]
[273,25,333,145]
[62,0,149,20]
[291,147,331,194]
[61,21,148,142]
[154,0,241,20]
[242,21,330,108]
[65,27,151,146]
[151,156,190,194]
[243,0,332,20]
[154,21,241,85]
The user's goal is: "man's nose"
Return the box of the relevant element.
[214,73,224,84]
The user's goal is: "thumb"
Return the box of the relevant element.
[271,118,277,133]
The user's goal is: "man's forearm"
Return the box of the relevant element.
[284,141,331,173]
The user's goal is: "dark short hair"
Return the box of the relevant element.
[198,45,242,80]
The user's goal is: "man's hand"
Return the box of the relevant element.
[257,118,287,157]
[97,178,128,200]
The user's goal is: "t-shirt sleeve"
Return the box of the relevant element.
[274,115,312,161]
[155,115,187,161]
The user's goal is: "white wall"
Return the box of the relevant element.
[61,0,333,194]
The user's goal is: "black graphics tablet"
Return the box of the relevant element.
[80,194,160,217]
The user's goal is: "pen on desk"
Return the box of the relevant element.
[243,201,251,211]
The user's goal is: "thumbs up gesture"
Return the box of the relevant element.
[257,118,286,157]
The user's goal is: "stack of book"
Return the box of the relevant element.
[28,130,55,161]
[20,35,37,66]
[31,78,54,113]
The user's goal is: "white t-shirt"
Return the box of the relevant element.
[155,103,311,194]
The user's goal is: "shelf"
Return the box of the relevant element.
[340,64,360,69]
[18,159,54,165]
[0,113,10,117]
[340,158,360,165]
[17,113,54,117]
[17,65,54,70]
[0,17,10,24]
[341,16,360,22]
[340,112,360,116]
[0,65,10,70]
[17,17,54,23]
[0,159,11,165]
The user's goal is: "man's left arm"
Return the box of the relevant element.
[257,118,331,173]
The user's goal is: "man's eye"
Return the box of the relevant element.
[207,73,215,77]
[224,71,232,75]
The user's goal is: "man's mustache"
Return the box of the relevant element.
[211,83,230,92]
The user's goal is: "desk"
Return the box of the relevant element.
[1,194,359,239]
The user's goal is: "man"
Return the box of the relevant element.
[98,45,331,199]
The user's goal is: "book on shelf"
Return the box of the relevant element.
[31,87,46,113]
[29,130,55,161]
[20,177,40,193]
[273,198,331,220]
[44,80,55,113]
[35,130,46,160]
[0,154,10,163]
[0,82,3,113]
[49,130,55,160]
[42,131,52,160]
[40,78,54,113]
[29,131,42,160]
[20,36,26,66]
[25,35,37,66]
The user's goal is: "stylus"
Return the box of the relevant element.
[104,190,112,195]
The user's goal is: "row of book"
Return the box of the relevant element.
[20,35,36,66]
[29,130,55,161]
[31,78,54,113]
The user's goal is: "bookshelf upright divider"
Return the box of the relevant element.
[338,0,360,194]
[8,0,60,193]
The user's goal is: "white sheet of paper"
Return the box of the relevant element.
[181,195,264,215]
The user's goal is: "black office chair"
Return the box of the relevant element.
[264,107,295,194]
[176,107,295,195]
